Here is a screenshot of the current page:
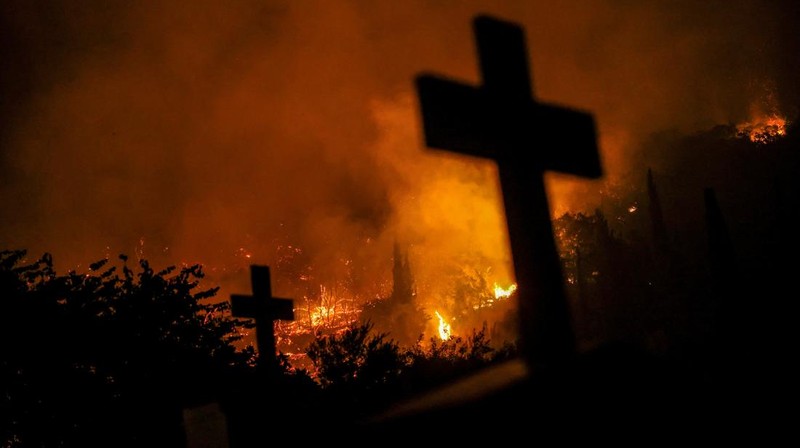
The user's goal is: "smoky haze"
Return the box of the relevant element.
[1,1,796,342]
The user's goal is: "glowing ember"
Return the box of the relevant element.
[434,311,452,341]
[736,115,788,144]
[493,283,517,300]
[235,247,253,259]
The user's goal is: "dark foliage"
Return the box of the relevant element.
[0,250,252,447]
[305,320,516,422]
[401,325,517,394]
[1,248,517,446]
[304,321,407,424]
[554,210,665,349]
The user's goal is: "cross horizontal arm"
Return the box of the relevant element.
[416,76,501,158]
[269,298,295,321]
[530,104,601,178]
[416,75,602,178]
[230,295,294,321]
[230,294,258,319]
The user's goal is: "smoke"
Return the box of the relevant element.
[1,0,796,342]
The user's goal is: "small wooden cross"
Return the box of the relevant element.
[231,265,294,369]
[416,15,602,366]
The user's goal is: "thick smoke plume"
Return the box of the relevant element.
[1,1,797,343]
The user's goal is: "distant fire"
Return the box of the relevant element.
[736,83,789,144]
[279,285,361,337]
[303,285,360,328]
[434,311,452,341]
[736,114,788,144]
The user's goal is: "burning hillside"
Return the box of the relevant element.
[734,80,790,144]
[736,114,788,144]
[1,0,798,367]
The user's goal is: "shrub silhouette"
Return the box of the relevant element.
[401,325,516,394]
[307,321,406,391]
[0,250,251,447]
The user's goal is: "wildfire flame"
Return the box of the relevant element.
[303,285,359,328]
[434,311,452,341]
[736,83,789,144]
[736,115,788,144]
[493,283,517,300]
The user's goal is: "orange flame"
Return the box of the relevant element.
[493,283,517,300]
[434,311,452,341]
[736,115,788,144]
[736,83,789,144]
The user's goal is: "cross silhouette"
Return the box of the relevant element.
[231,265,294,369]
[416,15,602,366]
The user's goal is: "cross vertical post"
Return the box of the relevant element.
[415,15,602,367]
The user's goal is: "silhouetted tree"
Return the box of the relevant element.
[446,264,495,317]
[554,210,674,352]
[0,250,251,447]
[360,242,426,346]
[303,321,407,424]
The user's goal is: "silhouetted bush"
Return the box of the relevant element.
[400,325,516,394]
[0,250,251,447]
[305,320,516,419]
[307,321,407,391]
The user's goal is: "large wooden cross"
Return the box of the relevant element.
[231,265,294,369]
[416,15,602,367]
